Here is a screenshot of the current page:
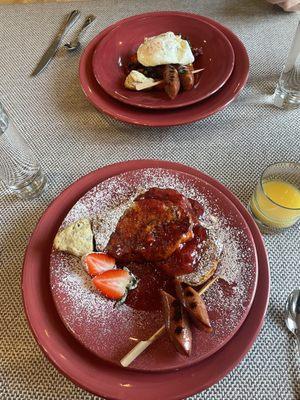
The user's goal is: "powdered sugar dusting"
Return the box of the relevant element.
[50,168,257,370]
[51,253,158,346]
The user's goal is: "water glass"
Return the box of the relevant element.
[273,21,300,108]
[0,102,47,199]
[248,162,300,231]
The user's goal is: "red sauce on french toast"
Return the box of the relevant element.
[106,188,208,311]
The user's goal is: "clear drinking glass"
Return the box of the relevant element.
[248,162,300,232]
[273,21,300,108]
[0,102,47,199]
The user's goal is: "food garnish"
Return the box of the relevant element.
[53,218,94,257]
[92,268,138,305]
[82,252,116,277]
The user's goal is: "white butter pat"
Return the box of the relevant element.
[124,70,154,90]
[137,32,195,67]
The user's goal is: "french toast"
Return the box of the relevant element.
[106,188,220,285]
[106,188,194,262]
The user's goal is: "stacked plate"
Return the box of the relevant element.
[22,160,270,400]
[79,11,250,126]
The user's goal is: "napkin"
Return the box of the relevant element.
[267,0,300,11]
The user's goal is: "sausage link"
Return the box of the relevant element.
[163,65,180,100]
[175,280,212,333]
[177,64,194,91]
[161,290,192,356]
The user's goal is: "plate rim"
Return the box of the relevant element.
[22,159,270,400]
[92,14,235,109]
[79,11,249,126]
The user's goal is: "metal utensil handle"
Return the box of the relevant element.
[58,9,80,39]
[80,15,96,34]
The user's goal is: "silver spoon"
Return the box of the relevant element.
[64,15,96,51]
[285,288,300,355]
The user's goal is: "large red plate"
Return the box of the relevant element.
[92,14,235,109]
[22,160,269,400]
[49,167,257,372]
[79,11,249,126]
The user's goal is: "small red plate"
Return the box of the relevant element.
[22,160,269,400]
[79,12,249,126]
[49,167,257,372]
[92,15,235,109]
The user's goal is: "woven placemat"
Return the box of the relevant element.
[0,0,299,399]
[0,0,83,4]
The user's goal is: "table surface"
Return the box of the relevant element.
[0,0,79,3]
[0,0,300,399]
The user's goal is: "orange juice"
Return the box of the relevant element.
[263,180,300,208]
[250,180,300,228]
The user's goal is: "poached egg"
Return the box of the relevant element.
[137,32,195,67]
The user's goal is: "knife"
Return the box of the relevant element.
[31,10,80,77]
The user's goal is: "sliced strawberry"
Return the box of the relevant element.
[82,252,115,277]
[92,269,137,302]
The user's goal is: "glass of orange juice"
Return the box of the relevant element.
[249,162,300,231]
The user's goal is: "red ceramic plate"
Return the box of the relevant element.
[92,15,235,109]
[79,12,249,126]
[22,160,270,400]
[49,167,257,372]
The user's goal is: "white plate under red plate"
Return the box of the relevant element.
[50,167,258,372]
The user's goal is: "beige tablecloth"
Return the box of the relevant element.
[0,0,300,399]
[0,0,81,3]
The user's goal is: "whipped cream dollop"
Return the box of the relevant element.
[137,32,195,67]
